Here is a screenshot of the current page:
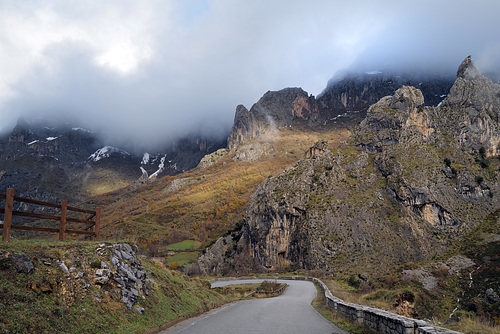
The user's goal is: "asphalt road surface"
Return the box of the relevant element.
[162,279,348,334]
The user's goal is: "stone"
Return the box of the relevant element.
[9,253,34,274]
[94,276,109,285]
[40,281,52,293]
[133,307,145,314]
[59,262,70,276]
[484,288,500,304]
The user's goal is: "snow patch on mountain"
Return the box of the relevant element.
[72,127,92,133]
[150,156,166,178]
[27,140,39,145]
[89,146,130,162]
[46,136,59,141]
[141,152,151,165]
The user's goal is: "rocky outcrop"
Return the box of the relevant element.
[227,72,455,150]
[317,71,455,125]
[227,105,265,150]
[197,148,229,169]
[109,243,150,310]
[0,250,34,274]
[227,88,318,149]
[0,243,153,312]
[442,56,500,157]
[198,57,500,276]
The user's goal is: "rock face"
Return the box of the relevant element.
[110,244,150,309]
[442,55,500,157]
[227,88,317,149]
[227,72,455,150]
[316,71,455,124]
[199,57,500,276]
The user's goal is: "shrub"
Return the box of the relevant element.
[475,176,484,184]
[444,158,451,167]
[347,275,361,289]
[90,260,101,268]
[479,146,486,159]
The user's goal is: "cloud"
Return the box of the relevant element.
[1,0,499,151]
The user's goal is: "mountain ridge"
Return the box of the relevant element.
[198,57,500,279]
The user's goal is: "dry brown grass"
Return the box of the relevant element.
[445,317,500,334]
[90,128,350,253]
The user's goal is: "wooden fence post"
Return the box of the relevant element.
[59,200,67,241]
[2,188,14,242]
[94,207,101,241]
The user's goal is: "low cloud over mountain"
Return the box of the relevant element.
[1,1,499,151]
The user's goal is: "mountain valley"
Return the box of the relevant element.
[1,56,499,331]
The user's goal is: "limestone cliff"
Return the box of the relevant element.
[199,57,500,277]
[227,72,454,150]
[227,88,318,149]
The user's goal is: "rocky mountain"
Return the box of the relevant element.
[198,57,500,278]
[227,71,454,150]
[316,70,455,124]
[0,119,226,213]
[227,88,318,149]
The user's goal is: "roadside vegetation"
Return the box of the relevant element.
[0,240,232,334]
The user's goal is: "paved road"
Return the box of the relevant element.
[162,279,348,334]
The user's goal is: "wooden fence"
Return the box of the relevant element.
[0,188,100,242]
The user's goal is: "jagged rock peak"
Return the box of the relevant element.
[234,104,250,120]
[227,87,317,150]
[457,55,481,79]
[443,56,500,122]
[389,85,425,112]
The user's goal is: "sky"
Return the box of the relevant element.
[1,0,499,151]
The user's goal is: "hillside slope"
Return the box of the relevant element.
[93,128,350,255]
[0,240,229,333]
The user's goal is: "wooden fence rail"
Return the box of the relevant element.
[0,188,100,242]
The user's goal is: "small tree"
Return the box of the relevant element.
[479,146,486,159]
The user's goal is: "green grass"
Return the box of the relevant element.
[165,240,202,251]
[165,251,199,267]
[0,241,232,333]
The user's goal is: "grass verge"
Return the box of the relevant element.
[0,240,233,334]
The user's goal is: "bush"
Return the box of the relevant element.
[479,146,486,160]
[476,176,484,184]
[347,275,361,289]
[90,260,101,268]
[444,158,451,167]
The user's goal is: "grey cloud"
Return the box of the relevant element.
[1,0,499,151]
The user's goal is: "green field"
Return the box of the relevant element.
[165,240,202,251]
[165,251,200,267]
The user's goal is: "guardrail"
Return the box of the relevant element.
[210,276,463,334]
[0,188,100,242]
